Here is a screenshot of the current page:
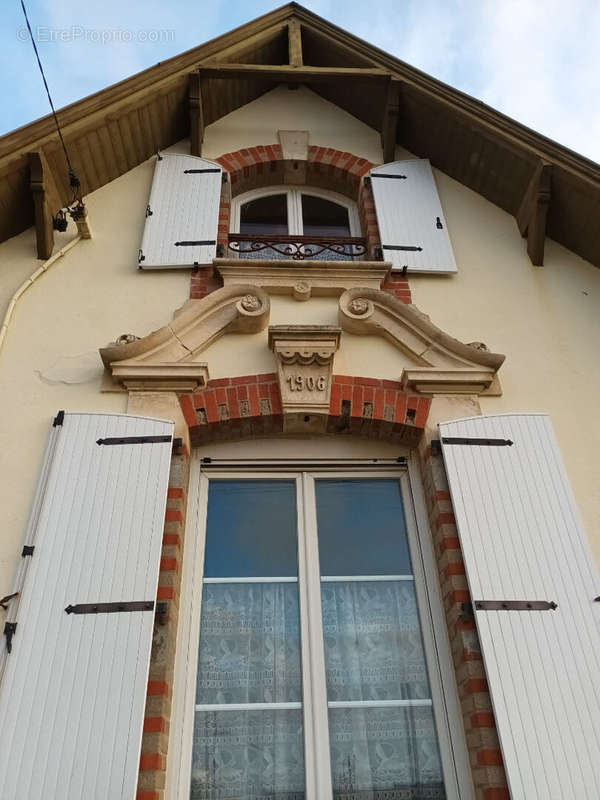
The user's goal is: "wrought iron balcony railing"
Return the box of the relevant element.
[226,233,368,261]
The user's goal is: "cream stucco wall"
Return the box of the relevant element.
[0,85,599,598]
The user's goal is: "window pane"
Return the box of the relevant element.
[321,580,431,702]
[315,480,412,575]
[204,481,298,577]
[328,706,446,799]
[301,195,351,237]
[196,582,302,704]
[191,709,305,799]
[240,194,288,234]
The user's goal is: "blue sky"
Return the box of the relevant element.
[2,0,599,163]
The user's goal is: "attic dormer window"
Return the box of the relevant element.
[230,186,365,261]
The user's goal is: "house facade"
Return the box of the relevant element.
[0,5,599,799]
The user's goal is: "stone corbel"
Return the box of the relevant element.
[339,288,505,395]
[100,285,270,391]
[269,325,341,432]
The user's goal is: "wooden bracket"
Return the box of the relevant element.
[28,151,63,260]
[288,19,303,67]
[516,161,552,266]
[189,72,205,157]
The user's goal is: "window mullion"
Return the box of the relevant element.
[297,473,334,800]
[289,188,303,235]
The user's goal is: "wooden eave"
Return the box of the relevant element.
[2,2,599,268]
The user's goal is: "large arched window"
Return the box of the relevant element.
[229,186,365,261]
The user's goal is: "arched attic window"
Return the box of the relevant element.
[229,186,366,261]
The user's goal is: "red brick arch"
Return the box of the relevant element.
[189,143,411,303]
[179,372,430,447]
[215,144,380,258]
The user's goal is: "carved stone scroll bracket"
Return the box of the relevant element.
[339,287,505,396]
[100,285,270,392]
[269,325,341,433]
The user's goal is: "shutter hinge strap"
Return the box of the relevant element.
[0,593,19,610]
[382,245,423,252]
[96,435,171,446]
[3,622,17,653]
[371,173,407,180]
[174,240,216,247]
[183,168,221,174]
[442,437,514,447]
[65,601,155,615]
[465,600,557,613]
[53,410,65,427]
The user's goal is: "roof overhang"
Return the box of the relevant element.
[2,3,599,268]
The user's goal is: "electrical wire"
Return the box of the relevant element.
[19,0,81,201]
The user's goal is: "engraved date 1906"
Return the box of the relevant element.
[286,375,327,391]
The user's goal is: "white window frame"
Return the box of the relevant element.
[167,455,474,799]
[230,185,361,237]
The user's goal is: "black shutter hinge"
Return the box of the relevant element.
[138,249,145,264]
[22,545,34,557]
[183,168,221,174]
[3,622,17,653]
[156,601,169,626]
[436,216,443,229]
[65,601,155,615]
[96,435,172,446]
[156,152,163,161]
[145,204,153,217]
[442,437,513,447]
[174,240,216,247]
[371,173,407,180]
[464,600,557,614]
[53,409,65,427]
[382,244,423,252]
[0,593,19,610]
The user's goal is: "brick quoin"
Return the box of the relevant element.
[189,145,411,303]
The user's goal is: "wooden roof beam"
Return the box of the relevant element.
[189,73,204,157]
[381,79,401,164]
[517,161,552,266]
[288,19,303,66]
[197,64,391,82]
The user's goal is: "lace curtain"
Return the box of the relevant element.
[322,581,446,800]
[196,582,302,705]
[191,582,304,799]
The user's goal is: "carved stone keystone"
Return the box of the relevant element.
[269,325,341,433]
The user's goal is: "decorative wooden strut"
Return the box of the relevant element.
[288,19,303,66]
[189,73,205,158]
[517,160,552,266]
[381,79,401,164]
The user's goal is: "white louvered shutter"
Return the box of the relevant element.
[0,412,173,800]
[440,413,600,800]
[370,159,457,273]
[139,153,222,268]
